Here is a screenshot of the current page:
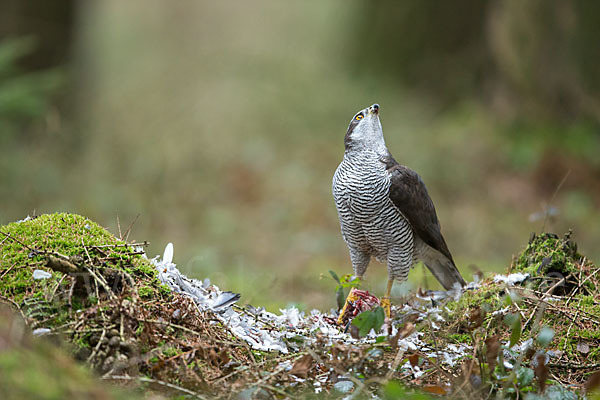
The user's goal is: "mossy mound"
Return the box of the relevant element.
[514,231,596,295]
[0,213,255,398]
[0,213,161,305]
[516,232,581,277]
[434,231,600,396]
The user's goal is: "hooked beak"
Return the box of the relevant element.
[368,103,380,116]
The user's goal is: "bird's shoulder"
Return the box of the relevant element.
[381,156,428,200]
[382,155,454,263]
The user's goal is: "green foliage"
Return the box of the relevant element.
[504,313,522,348]
[382,380,432,399]
[137,286,153,298]
[329,270,360,311]
[523,385,578,400]
[351,306,385,337]
[161,347,179,358]
[448,333,473,345]
[516,367,535,388]
[536,327,554,347]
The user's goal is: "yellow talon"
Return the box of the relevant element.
[337,279,395,325]
[380,296,391,319]
[383,278,394,319]
[337,287,360,325]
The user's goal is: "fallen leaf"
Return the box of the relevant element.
[577,342,590,354]
[534,353,549,393]
[398,322,415,340]
[289,354,313,379]
[349,324,360,339]
[468,307,484,330]
[423,384,447,395]
[208,347,219,366]
[585,370,600,394]
[485,335,500,374]
[408,353,420,368]
[388,318,416,349]
[218,349,230,366]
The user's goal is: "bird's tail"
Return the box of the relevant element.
[424,253,466,291]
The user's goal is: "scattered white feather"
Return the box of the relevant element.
[32,328,51,336]
[491,307,510,317]
[493,273,529,285]
[163,242,174,264]
[33,269,52,280]
[519,338,534,354]
[147,242,473,366]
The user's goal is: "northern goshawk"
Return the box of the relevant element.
[332,104,466,317]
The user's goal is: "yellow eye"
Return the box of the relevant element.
[355,114,364,120]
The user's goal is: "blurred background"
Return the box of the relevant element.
[1,0,599,311]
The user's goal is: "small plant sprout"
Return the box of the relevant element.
[536,327,554,347]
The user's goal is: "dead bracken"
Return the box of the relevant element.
[1,213,599,399]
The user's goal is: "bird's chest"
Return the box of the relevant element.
[333,157,391,218]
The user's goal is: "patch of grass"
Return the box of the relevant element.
[137,286,153,298]
[447,333,473,345]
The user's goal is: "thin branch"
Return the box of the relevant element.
[116,215,122,240]
[123,214,140,243]
[541,169,570,232]
[0,230,39,253]
[87,329,107,364]
[91,242,149,249]
[522,273,570,332]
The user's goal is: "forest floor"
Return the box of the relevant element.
[1,213,600,399]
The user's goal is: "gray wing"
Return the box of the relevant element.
[385,158,454,265]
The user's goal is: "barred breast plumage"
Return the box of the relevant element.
[332,104,466,298]
[333,149,414,281]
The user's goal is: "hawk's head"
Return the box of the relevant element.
[344,104,386,153]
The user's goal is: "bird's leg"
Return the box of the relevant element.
[337,275,362,325]
[381,278,394,318]
[337,249,370,325]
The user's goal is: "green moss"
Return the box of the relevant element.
[447,333,473,344]
[159,283,172,295]
[138,286,153,298]
[579,295,598,307]
[134,261,158,277]
[162,347,179,357]
[515,232,581,277]
[445,284,503,315]
[0,214,114,301]
[0,213,164,318]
